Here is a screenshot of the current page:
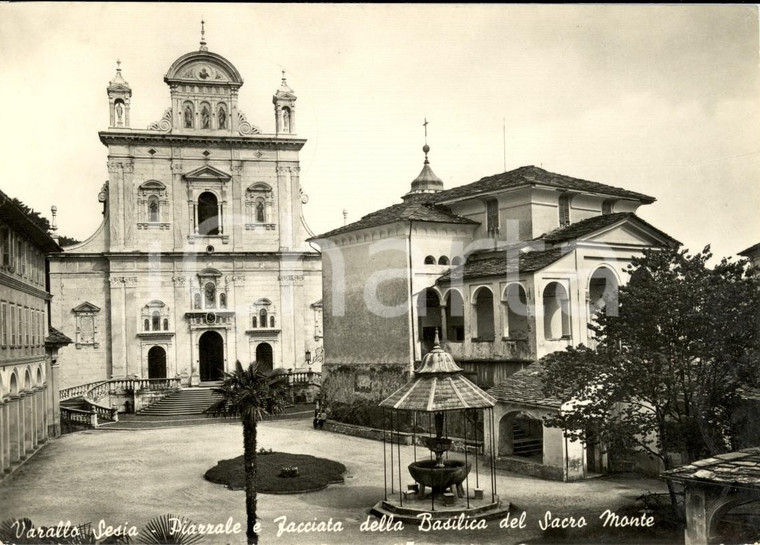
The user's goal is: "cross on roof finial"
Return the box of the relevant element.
[422,118,430,164]
[116,59,121,72]
[281,70,287,84]
[199,19,208,51]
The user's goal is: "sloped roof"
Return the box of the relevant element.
[739,242,760,257]
[431,166,656,204]
[313,202,478,240]
[489,363,562,409]
[0,189,62,253]
[46,327,73,346]
[438,248,568,282]
[663,447,760,491]
[540,212,680,246]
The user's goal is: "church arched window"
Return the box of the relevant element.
[282,108,291,133]
[163,318,169,331]
[204,282,216,309]
[183,102,194,129]
[144,319,150,331]
[218,104,227,129]
[259,309,268,328]
[256,200,265,223]
[270,315,275,328]
[219,293,227,309]
[197,192,219,235]
[252,316,257,328]
[148,196,159,223]
[151,311,160,331]
[194,293,201,309]
[200,103,210,129]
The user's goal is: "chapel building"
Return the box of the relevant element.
[313,143,679,481]
[49,35,322,390]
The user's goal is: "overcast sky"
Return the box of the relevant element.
[1,4,758,259]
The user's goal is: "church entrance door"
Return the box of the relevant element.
[148,346,167,379]
[199,331,224,381]
[256,342,273,372]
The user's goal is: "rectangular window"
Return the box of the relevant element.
[486,199,499,236]
[0,226,7,267]
[25,307,29,347]
[0,302,6,348]
[10,304,16,347]
[18,305,23,348]
[559,194,571,227]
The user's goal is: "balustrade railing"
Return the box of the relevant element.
[60,381,108,401]
[60,377,181,429]
[286,370,321,385]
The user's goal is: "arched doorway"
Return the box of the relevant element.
[148,346,167,379]
[199,331,224,381]
[499,411,544,463]
[417,288,442,356]
[256,343,273,372]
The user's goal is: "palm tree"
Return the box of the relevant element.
[207,361,289,545]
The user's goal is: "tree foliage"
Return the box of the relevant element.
[10,197,81,246]
[206,361,290,545]
[542,246,760,472]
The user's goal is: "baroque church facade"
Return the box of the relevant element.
[49,36,322,389]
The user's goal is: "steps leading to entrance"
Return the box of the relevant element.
[138,388,223,416]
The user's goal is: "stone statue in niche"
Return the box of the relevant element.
[218,107,226,129]
[282,109,290,132]
[184,106,193,128]
[201,106,210,129]
[116,102,124,124]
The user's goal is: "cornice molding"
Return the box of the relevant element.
[99,131,306,151]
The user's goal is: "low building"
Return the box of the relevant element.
[313,144,678,480]
[0,190,69,475]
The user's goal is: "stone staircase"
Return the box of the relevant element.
[138,388,223,417]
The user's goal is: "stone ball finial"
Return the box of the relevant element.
[423,144,430,154]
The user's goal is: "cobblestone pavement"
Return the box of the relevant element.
[0,419,667,545]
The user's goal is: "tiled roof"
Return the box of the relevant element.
[540,212,679,245]
[0,189,62,253]
[489,363,562,408]
[662,447,760,490]
[438,247,567,282]
[46,326,73,346]
[431,166,656,204]
[379,373,496,411]
[739,242,760,257]
[313,201,477,239]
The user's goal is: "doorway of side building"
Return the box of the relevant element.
[199,331,225,381]
[148,346,167,379]
[256,342,273,372]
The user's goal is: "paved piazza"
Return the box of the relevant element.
[0,420,666,544]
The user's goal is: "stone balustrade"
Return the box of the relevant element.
[287,370,321,385]
[59,381,108,401]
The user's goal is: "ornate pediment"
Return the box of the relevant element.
[72,302,101,314]
[183,165,232,182]
[164,51,243,86]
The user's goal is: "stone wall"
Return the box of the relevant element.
[321,362,411,405]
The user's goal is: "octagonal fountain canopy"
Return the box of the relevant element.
[379,332,496,412]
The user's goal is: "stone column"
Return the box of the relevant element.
[49,359,61,437]
[31,387,38,448]
[0,399,6,472]
[109,277,127,378]
[276,166,293,251]
[492,285,503,340]
[440,304,448,342]
[124,277,138,376]
[171,161,185,250]
[40,383,48,443]
[122,162,135,249]
[8,395,20,465]
[172,275,188,383]
[23,392,33,453]
[107,161,124,250]
[231,163,243,251]
[36,385,45,444]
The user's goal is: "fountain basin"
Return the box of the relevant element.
[408,459,472,492]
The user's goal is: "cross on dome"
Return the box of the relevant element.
[199,19,208,51]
